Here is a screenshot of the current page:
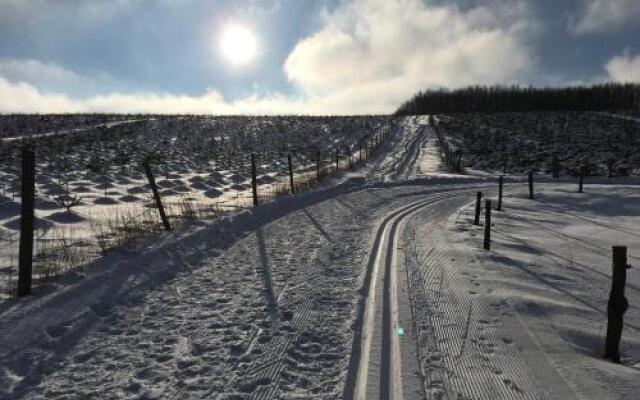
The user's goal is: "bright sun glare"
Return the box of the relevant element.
[220,24,257,66]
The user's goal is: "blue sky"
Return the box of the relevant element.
[0,0,639,114]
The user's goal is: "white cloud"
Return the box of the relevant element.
[0,76,76,113]
[606,52,640,83]
[570,0,640,34]
[284,0,533,113]
[0,75,318,115]
[0,0,535,114]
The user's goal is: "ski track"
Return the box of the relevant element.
[372,117,428,181]
[2,181,491,398]
[348,187,490,400]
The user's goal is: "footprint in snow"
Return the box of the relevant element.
[502,378,523,393]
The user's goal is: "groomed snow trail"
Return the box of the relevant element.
[0,116,478,400]
[350,188,488,400]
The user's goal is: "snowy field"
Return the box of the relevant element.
[434,112,640,176]
[1,114,639,399]
[402,183,640,399]
[0,115,390,297]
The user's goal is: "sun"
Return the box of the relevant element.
[219,24,257,66]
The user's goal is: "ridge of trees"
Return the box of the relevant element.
[395,83,640,114]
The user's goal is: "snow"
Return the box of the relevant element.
[1,114,640,399]
[0,115,391,297]
[431,183,640,398]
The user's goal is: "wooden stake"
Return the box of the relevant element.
[528,171,534,200]
[143,159,171,231]
[605,246,630,363]
[251,153,258,206]
[288,153,295,194]
[474,191,482,226]
[483,199,491,250]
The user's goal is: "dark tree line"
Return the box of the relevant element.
[395,83,640,114]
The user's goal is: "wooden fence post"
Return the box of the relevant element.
[579,167,584,193]
[335,148,339,172]
[287,153,295,194]
[359,142,363,163]
[528,171,534,200]
[251,153,259,206]
[474,192,482,226]
[484,199,492,250]
[498,176,504,211]
[605,246,630,363]
[316,150,321,182]
[347,147,352,169]
[142,159,171,231]
[17,149,35,297]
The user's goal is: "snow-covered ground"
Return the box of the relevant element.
[1,115,639,399]
[0,115,390,297]
[431,183,640,399]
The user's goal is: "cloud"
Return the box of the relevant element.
[0,0,535,114]
[0,75,317,115]
[570,0,640,34]
[606,52,640,82]
[284,0,534,112]
[0,58,100,96]
[0,76,76,114]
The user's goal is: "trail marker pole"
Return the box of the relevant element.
[347,147,352,169]
[287,153,295,194]
[359,142,363,163]
[335,148,339,172]
[483,199,492,250]
[579,167,584,193]
[316,150,321,182]
[528,171,534,200]
[497,176,504,211]
[251,153,259,206]
[474,192,482,226]
[17,149,35,297]
[143,159,171,232]
[605,246,630,363]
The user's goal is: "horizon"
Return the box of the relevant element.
[1,0,640,115]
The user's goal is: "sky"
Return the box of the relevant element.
[0,0,639,115]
